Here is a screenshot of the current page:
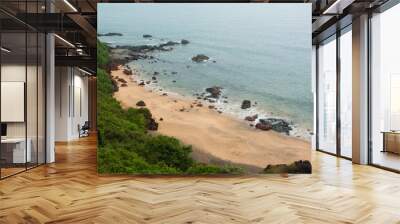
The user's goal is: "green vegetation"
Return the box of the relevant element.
[97,40,242,174]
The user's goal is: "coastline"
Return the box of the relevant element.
[112,66,310,169]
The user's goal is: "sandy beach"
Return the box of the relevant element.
[112,67,310,171]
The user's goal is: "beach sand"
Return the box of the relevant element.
[112,67,310,172]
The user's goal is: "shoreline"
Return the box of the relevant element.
[112,66,310,169]
[127,62,312,140]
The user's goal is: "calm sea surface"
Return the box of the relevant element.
[99,3,312,137]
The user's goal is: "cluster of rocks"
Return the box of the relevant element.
[98,32,123,37]
[110,36,191,65]
[192,86,228,104]
[244,115,292,135]
[115,39,186,54]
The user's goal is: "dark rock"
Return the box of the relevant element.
[223,100,228,103]
[245,114,258,122]
[205,86,223,99]
[147,118,158,131]
[159,118,163,121]
[121,83,128,87]
[111,79,119,92]
[146,81,151,84]
[249,124,254,127]
[208,105,215,109]
[179,108,185,112]
[162,93,168,96]
[241,100,251,109]
[255,122,272,131]
[171,71,177,74]
[118,78,127,83]
[181,39,190,45]
[153,72,159,76]
[212,60,216,63]
[136,100,146,107]
[196,103,203,107]
[192,54,209,62]
[263,160,312,174]
[123,69,132,75]
[172,80,176,83]
[152,76,157,80]
[143,34,152,38]
[217,110,223,114]
[259,118,292,135]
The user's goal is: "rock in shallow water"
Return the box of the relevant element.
[241,100,251,109]
[192,54,209,62]
[205,86,223,99]
[181,39,190,45]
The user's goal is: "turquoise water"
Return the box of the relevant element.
[98,4,312,137]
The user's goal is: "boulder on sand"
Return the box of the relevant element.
[263,160,312,174]
[241,100,251,109]
[255,122,272,131]
[136,100,146,107]
[245,114,258,122]
[123,69,132,75]
[118,78,127,83]
[147,118,158,131]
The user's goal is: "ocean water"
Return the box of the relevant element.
[98,4,313,138]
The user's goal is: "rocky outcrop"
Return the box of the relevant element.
[241,100,251,109]
[263,160,312,174]
[143,34,152,38]
[98,32,123,37]
[192,54,209,62]
[258,118,292,135]
[205,86,223,99]
[136,100,146,107]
